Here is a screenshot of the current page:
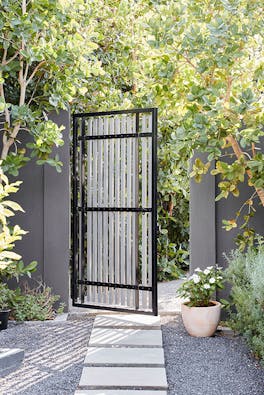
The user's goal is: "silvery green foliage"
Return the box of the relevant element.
[225,244,264,363]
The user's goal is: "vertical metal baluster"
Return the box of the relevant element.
[103,118,109,305]
[114,117,120,306]
[152,108,158,316]
[126,116,132,307]
[108,118,115,304]
[120,115,126,306]
[142,115,148,309]
[92,118,98,305]
[97,117,103,304]
[147,114,153,309]
[134,113,140,309]
[77,118,82,303]
[80,118,87,303]
[86,118,92,303]
[131,117,136,308]
[90,120,95,303]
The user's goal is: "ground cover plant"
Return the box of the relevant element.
[10,282,64,321]
[224,242,264,363]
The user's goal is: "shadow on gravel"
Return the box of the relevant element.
[0,319,93,395]
[162,315,264,395]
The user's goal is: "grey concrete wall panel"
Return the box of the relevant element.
[8,132,44,282]
[190,152,216,273]
[44,110,70,308]
[4,111,70,308]
[215,144,264,300]
[190,142,264,302]
[216,182,264,269]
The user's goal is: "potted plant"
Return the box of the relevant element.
[0,284,11,330]
[177,266,224,337]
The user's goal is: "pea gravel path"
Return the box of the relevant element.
[162,315,264,395]
[0,319,93,394]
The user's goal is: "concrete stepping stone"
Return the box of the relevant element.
[76,391,167,395]
[0,348,24,376]
[79,366,168,389]
[76,314,168,394]
[89,328,162,347]
[84,347,165,366]
[94,314,161,328]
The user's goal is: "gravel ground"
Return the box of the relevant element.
[0,319,93,395]
[1,314,263,395]
[158,279,185,313]
[162,315,264,395]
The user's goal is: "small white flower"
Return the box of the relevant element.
[194,267,202,272]
[209,277,215,284]
[192,274,200,284]
[207,266,214,270]
[204,283,211,289]
[204,269,210,275]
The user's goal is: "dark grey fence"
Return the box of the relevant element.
[9,110,70,308]
[190,147,264,300]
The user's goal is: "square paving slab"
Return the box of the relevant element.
[89,328,162,347]
[84,347,165,366]
[79,367,168,389]
[94,315,161,328]
[0,348,24,372]
[75,391,167,395]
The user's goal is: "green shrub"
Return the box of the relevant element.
[157,192,189,281]
[225,245,264,362]
[0,283,13,310]
[10,282,65,322]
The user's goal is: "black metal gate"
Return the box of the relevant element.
[71,108,158,315]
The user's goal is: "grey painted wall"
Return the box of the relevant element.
[190,145,264,301]
[9,110,70,308]
[190,152,216,272]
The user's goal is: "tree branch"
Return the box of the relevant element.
[181,53,199,72]
[1,123,21,160]
[2,48,7,64]
[3,51,19,66]
[226,135,264,206]
[224,76,232,105]
[27,74,43,105]
[23,63,29,81]
[26,61,46,86]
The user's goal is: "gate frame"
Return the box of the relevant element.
[71,108,158,315]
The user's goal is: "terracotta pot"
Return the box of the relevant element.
[181,301,221,337]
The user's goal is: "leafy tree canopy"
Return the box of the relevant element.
[0,0,103,175]
[84,0,264,249]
